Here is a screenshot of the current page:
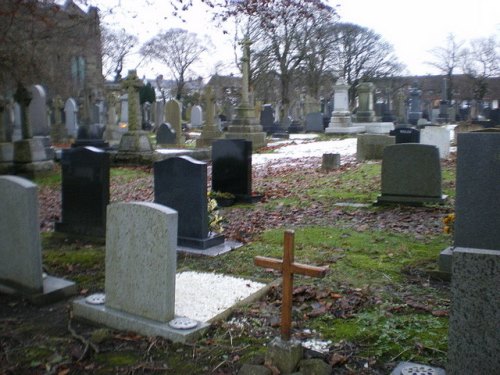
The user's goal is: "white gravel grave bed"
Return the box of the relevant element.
[175,271,266,322]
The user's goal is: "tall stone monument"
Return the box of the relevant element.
[355,82,376,123]
[325,78,364,134]
[225,39,266,150]
[407,82,422,126]
[12,84,53,177]
[196,86,223,148]
[0,96,14,173]
[118,70,153,153]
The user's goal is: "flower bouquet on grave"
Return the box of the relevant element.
[209,191,236,207]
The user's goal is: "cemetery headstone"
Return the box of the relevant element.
[389,127,420,143]
[0,98,14,173]
[50,95,67,143]
[64,98,79,138]
[260,105,275,134]
[356,134,395,161]
[154,156,224,249]
[156,122,176,146]
[419,126,450,158]
[0,175,76,304]
[376,144,446,205]
[28,85,49,136]
[55,147,110,237]
[305,112,324,132]
[196,86,223,147]
[355,82,375,122]
[212,139,258,202]
[72,201,210,343]
[321,153,340,171]
[166,99,184,145]
[190,105,202,128]
[453,132,500,250]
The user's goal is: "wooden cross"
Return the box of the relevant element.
[254,230,328,341]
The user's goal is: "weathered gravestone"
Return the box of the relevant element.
[376,144,446,205]
[212,139,259,203]
[190,105,202,128]
[55,147,109,237]
[72,202,210,343]
[28,85,49,136]
[154,156,224,249]
[356,134,395,161]
[156,122,176,146]
[165,99,184,145]
[0,175,76,304]
[64,98,78,138]
[389,127,420,143]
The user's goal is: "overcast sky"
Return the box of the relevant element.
[90,0,500,80]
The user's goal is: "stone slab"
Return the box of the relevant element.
[177,239,243,257]
[28,275,77,305]
[325,126,365,134]
[420,126,451,158]
[360,122,394,134]
[356,134,395,161]
[447,247,500,375]
[72,299,209,344]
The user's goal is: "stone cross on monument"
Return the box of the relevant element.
[196,85,223,148]
[254,230,328,341]
[13,84,33,139]
[122,69,143,132]
[117,70,153,153]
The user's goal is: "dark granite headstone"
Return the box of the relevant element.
[154,156,224,249]
[156,122,176,145]
[260,106,275,134]
[453,132,500,250]
[212,139,252,200]
[55,146,109,237]
[389,127,420,143]
[376,144,446,205]
[288,119,304,133]
[305,112,324,132]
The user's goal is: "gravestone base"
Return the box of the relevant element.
[178,239,243,257]
[362,122,394,134]
[73,299,210,344]
[0,143,14,173]
[287,120,304,133]
[390,361,445,375]
[55,221,105,238]
[375,194,447,206]
[72,139,110,149]
[325,125,365,134]
[438,246,453,274]
[0,274,77,306]
[178,232,225,250]
[355,111,375,123]
[13,138,49,163]
[225,131,266,150]
[195,128,223,148]
[50,122,69,144]
[265,337,303,374]
[448,247,500,375]
[118,131,153,153]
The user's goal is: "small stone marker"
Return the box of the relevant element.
[254,230,328,340]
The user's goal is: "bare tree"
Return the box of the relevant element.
[461,35,500,102]
[427,33,465,100]
[141,28,208,100]
[101,27,138,82]
[330,23,404,107]
[247,2,336,122]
